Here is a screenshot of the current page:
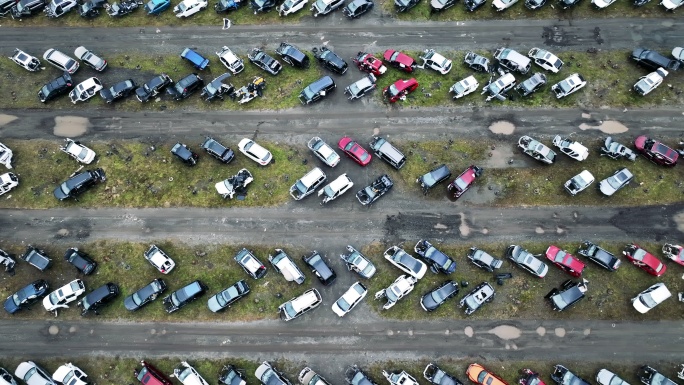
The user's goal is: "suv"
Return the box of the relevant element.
[43,48,79,74]
[63,248,97,275]
[268,249,306,284]
[144,244,176,274]
[278,288,322,321]
[38,72,73,103]
[134,361,173,385]
[631,48,680,71]
[171,143,199,166]
[162,280,208,313]
[69,77,103,103]
[302,251,337,285]
[136,74,173,102]
[417,164,451,194]
[77,282,119,315]
[20,246,52,271]
[310,0,343,16]
[167,73,203,100]
[368,137,406,169]
[201,137,234,164]
[494,48,531,74]
[299,76,335,104]
[290,167,327,200]
[255,363,292,385]
[275,42,310,68]
[180,48,209,70]
[313,47,348,74]
[53,168,106,200]
[234,248,267,279]
[459,282,495,315]
[10,0,46,17]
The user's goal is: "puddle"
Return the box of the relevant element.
[556,226,565,234]
[535,227,544,234]
[555,327,566,337]
[673,212,684,233]
[48,325,59,335]
[578,120,628,134]
[57,228,69,237]
[489,121,515,135]
[481,228,489,235]
[489,325,521,340]
[0,114,18,127]
[53,116,90,137]
[459,213,471,237]
[536,326,546,336]
[464,326,474,337]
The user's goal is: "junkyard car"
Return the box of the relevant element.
[332,282,367,317]
[467,247,503,272]
[430,0,457,10]
[634,135,678,166]
[64,247,97,275]
[143,245,176,274]
[319,173,354,204]
[134,361,173,385]
[545,245,585,277]
[546,280,588,311]
[552,135,589,161]
[394,0,419,11]
[173,0,207,16]
[215,168,253,199]
[601,137,637,161]
[52,364,89,385]
[0,367,16,385]
[136,73,173,102]
[551,366,590,385]
[308,137,340,167]
[564,170,595,196]
[0,143,12,170]
[250,0,275,13]
[343,0,373,17]
[356,174,393,205]
[238,138,272,165]
[78,0,107,17]
[420,280,459,311]
[383,78,419,103]
[219,365,246,385]
[384,49,416,72]
[277,0,307,15]
[216,47,244,74]
[171,142,199,166]
[338,136,372,166]
[577,240,621,271]
[44,49,79,74]
[207,280,250,312]
[494,47,530,73]
[201,73,234,101]
[417,164,451,194]
[519,369,546,385]
[162,280,208,313]
[466,364,506,385]
[383,371,419,385]
[515,73,546,97]
[374,274,417,309]
[459,282,495,315]
[631,48,680,71]
[598,168,633,196]
[633,68,667,96]
[353,52,387,76]
[592,0,617,7]
[302,251,336,285]
[345,366,377,385]
[100,79,136,103]
[345,74,377,100]
[39,72,74,103]
[450,76,479,99]
[660,0,683,10]
[482,73,516,101]
[248,48,282,75]
[69,77,103,103]
[384,245,428,279]
[10,0,46,18]
[506,245,549,278]
[269,248,306,284]
[201,137,234,164]
[419,49,452,74]
[528,48,563,72]
[172,362,209,385]
[632,282,671,313]
[290,167,326,201]
[518,135,556,164]
[492,0,517,11]
[414,239,456,274]
[20,246,52,271]
[623,243,666,276]
[124,278,167,311]
[166,73,203,100]
[180,48,209,70]
[298,368,331,385]
[464,52,490,72]
[340,245,376,279]
[255,363,292,385]
[144,0,170,14]
[299,76,336,104]
[310,0,344,15]
[43,279,85,312]
[4,280,49,314]
[60,139,96,164]
[74,46,107,71]
[234,248,267,279]
[423,364,462,385]
[673,47,684,63]
[77,282,119,315]
[313,47,348,74]
[551,73,586,98]
[278,288,322,321]
[0,172,18,197]
[275,42,309,68]
[447,165,483,199]
[14,363,55,385]
[638,366,678,385]
[9,48,41,71]
[369,137,406,169]
[53,168,106,200]
[662,243,684,266]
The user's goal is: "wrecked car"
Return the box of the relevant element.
[662,243,684,266]
[0,172,18,197]
[518,135,556,164]
[528,48,563,72]
[450,76,479,99]
[345,74,377,100]
[136,73,173,102]
[340,245,376,279]
[201,73,234,101]
[551,366,590,385]
[374,274,417,310]
[551,73,586,98]
[552,135,589,161]
[598,168,633,197]
[9,48,41,71]
[215,168,253,199]
[634,135,679,166]
[419,49,452,74]
[423,364,463,385]
[623,243,666,277]
[564,170,595,196]
[633,68,667,96]
[577,240,621,271]
[447,165,483,199]
[506,244,548,278]
[494,47,530,73]
[231,76,266,104]
[356,174,393,206]
[383,78,419,103]
[600,136,637,161]
[384,245,427,279]
[383,371,419,385]
[464,52,490,72]
[546,280,588,312]
[415,239,456,274]
[515,72,546,97]
[318,173,353,205]
[481,73,516,102]
[459,281,495,315]
[352,52,387,76]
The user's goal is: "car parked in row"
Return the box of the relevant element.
[528,48,563,72]
[384,49,416,72]
[63,247,97,275]
[634,68,667,96]
[467,364,506,385]
[551,73,586,98]
[248,48,282,75]
[447,165,483,199]
[384,78,419,103]
[163,280,208,313]
[4,280,49,314]
[44,49,79,74]
[219,365,246,385]
[20,246,52,271]
[623,244,666,276]
[256,363,292,385]
[39,72,74,103]
[414,240,456,274]
[638,366,678,385]
[506,245,548,278]
[145,0,170,14]
[515,73,546,97]
[201,73,234,101]
[369,137,405,169]
[171,143,199,166]
[338,136,371,166]
[518,135,556,164]
[275,42,309,67]
[173,0,207,17]
[269,249,306,284]
[374,274,417,310]
[310,0,344,16]
[319,173,354,204]
[467,247,503,272]
[74,46,107,71]
[144,244,176,274]
[332,281,367,317]
[631,48,680,71]
[207,280,250,312]
[201,137,234,164]
[15,362,55,385]
[100,79,136,103]
[134,361,173,385]
[634,135,679,166]
[136,74,173,102]
[215,168,253,199]
[313,47,348,74]
[342,0,373,17]
[545,245,585,277]
[69,77,103,103]
[298,368,331,385]
[345,366,377,385]
[632,282,671,313]
[481,73,516,101]
[77,282,119,315]
[277,0,308,15]
[43,279,85,312]
[345,74,377,100]
[60,139,96,164]
[577,240,621,271]
[459,282,495,315]
[234,248,267,279]
[167,73,203,100]
[278,288,322,321]
[124,278,167,311]
[340,245,376,279]
[494,47,531,73]
[420,280,458,311]
[450,76,480,99]
[172,362,209,385]
[564,170,594,196]
[216,46,244,74]
[239,138,272,165]
[417,164,451,194]
[552,366,590,385]
[423,364,462,385]
[353,52,387,76]
[384,245,427,279]
[299,76,336,104]
[9,48,41,72]
[308,137,340,167]
[598,168,633,197]
[290,167,326,200]
[419,49,452,74]
[546,279,588,312]
[52,363,89,385]
[383,370,419,385]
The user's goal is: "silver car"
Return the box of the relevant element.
[598,168,633,196]
[564,170,595,196]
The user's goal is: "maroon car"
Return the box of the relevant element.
[134,361,173,385]
[545,245,586,278]
[352,52,387,76]
[634,135,679,166]
[338,136,372,166]
[383,78,418,103]
[383,49,417,73]
[447,165,483,199]
[622,243,667,277]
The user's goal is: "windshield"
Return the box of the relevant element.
[336,297,350,311]
[178,2,186,10]
[323,186,334,198]
[303,86,316,99]
[421,173,436,186]
[348,83,360,95]
[171,293,180,306]
[178,368,192,381]
[62,371,75,385]
[11,293,21,306]
[48,292,60,305]
[452,82,465,94]
[454,177,468,190]
[465,295,480,310]
[294,181,307,194]
[283,302,297,318]
[388,84,399,96]
[59,182,71,195]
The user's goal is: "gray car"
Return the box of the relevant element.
[505,245,548,278]
[207,280,250,312]
[598,168,633,196]
[564,170,595,196]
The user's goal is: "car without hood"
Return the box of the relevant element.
[201,73,234,101]
[545,245,585,277]
[423,364,463,385]
[52,363,89,385]
[332,281,367,317]
[216,47,244,74]
[546,280,588,311]
[596,370,629,385]
[447,165,483,199]
[492,0,518,11]
[384,245,428,279]
[74,46,106,71]
[528,48,563,72]
[171,143,199,166]
[638,366,678,385]
[414,239,456,274]
[269,249,306,284]
[238,138,272,165]
[172,362,209,385]
[417,164,451,194]
[69,77,103,104]
[313,47,348,74]
[467,247,503,272]
[0,367,18,385]
[519,369,546,385]
[551,73,586,98]
[450,76,480,99]
[308,137,340,167]
[255,363,292,385]
[551,366,590,385]
[356,174,393,206]
[374,274,417,310]
[207,280,250,312]
[9,48,41,71]
[662,243,684,266]
[124,278,167,311]
[340,245,376,279]
[144,245,175,273]
[382,371,419,385]
[219,366,246,385]
[162,280,208,313]
[419,49,452,74]
[63,248,97,275]
[383,49,416,72]
[20,246,52,271]
[420,280,459,311]
[600,136,637,161]
[0,143,12,170]
[552,135,588,161]
[464,51,490,72]
[564,170,595,196]
[0,172,18,197]
[459,282,495,315]
[215,168,253,200]
[518,136,556,164]
[134,361,173,385]
[577,240,621,271]
[482,73,516,101]
[352,52,387,76]
[234,248,267,279]
[383,78,419,103]
[634,135,678,166]
[623,243,666,276]
[42,279,85,312]
[248,48,282,75]
[598,168,633,196]
[506,245,548,278]
[298,368,332,385]
[345,366,377,385]
[250,0,275,13]
[10,0,47,18]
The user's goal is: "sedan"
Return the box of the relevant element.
[238,138,272,166]
[63,248,97,275]
[74,46,107,71]
[173,0,207,16]
[15,362,56,385]
[447,165,483,199]
[4,280,49,314]
[340,245,376,279]
[420,280,459,311]
[506,245,548,278]
[383,78,418,103]
[332,282,367,317]
[551,73,586,98]
[307,137,340,167]
[450,76,479,99]
[144,245,176,274]
[338,136,371,166]
[577,241,621,271]
[466,364,506,385]
[99,79,136,103]
[124,279,167,311]
[632,282,671,314]
[518,135,556,164]
[207,280,250,312]
[528,48,563,73]
[634,135,678,166]
[248,48,282,76]
[633,68,667,96]
[545,245,585,277]
[42,279,85,312]
[345,74,377,100]
[466,247,503,272]
[52,363,88,385]
[623,244,666,277]
[599,168,633,196]
[383,49,416,72]
[59,139,96,165]
[414,239,456,274]
[596,370,629,385]
[564,170,594,196]
[384,246,427,279]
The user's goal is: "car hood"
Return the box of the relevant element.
[53,184,70,200]
[123,294,139,311]
[207,295,225,312]
[598,180,616,196]
[3,296,19,314]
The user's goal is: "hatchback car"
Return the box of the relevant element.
[53,168,106,200]
[234,248,267,279]
[546,279,588,312]
[417,164,451,194]
[313,47,348,74]
[353,52,387,75]
[69,77,103,104]
[52,363,88,385]
[278,288,322,321]
[384,245,427,279]
[124,278,167,311]
[134,361,173,385]
[63,247,97,275]
[577,240,621,271]
[319,173,354,204]
[248,48,282,75]
[144,244,176,274]
[216,46,244,74]
[166,73,203,100]
[598,168,633,197]
[420,280,459,312]
[623,243,666,276]
[634,135,678,166]
[74,46,107,71]
[528,48,563,73]
[450,76,479,99]
[77,282,119,315]
[238,138,272,165]
[99,79,136,103]
[20,246,52,271]
[464,51,490,72]
[506,245,548,278]
[545,246,585,277]
[163,280,208,313]
[447,165,483,199]
[384,49,416,72]
[340,245,376,279]
[343,0,373,17]
[551,73,586,98]
[414,240,456,274]
[136,74,173,102]
[42,279,85,312]
[180,48,209,70]
[338,136,371,166]
[255,363,292,385]
[4,280,49,314]
[144,0,170,13]
[43,49,79,74]
[633,68,667,96]
[38,72,74,103]
[518,135,556,164]
[171,142,199,166]
[467,364,507,385]
[275,42,309,68]
[14,363,55,385]
[299,76,336,104]
[308,137,340,167]
[172,362,209,385]
[277,0,308,15]
[467,247,503,272]
[564,170,595,196]
[332,282,367,317]
[345,74,377,100]
[61,138,97,165]
[302,251,336,285]
[632,282,671,313]
[207,280,250,312]
[9,48,41,71]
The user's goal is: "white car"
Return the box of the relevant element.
[278,288,322,321]
[596,369,630,385]
[9,48,41,72]
[374,275,417,310]
[0,142,13,169]
[383,371,419,385]
[332,282,367,317]
[591,0,616,7]
[172,362,209,385]
[0,172,19,197]
[174,0,208,17]
[60,139,96,164]
[318,173,353,204]
[482,73,517,102]
[307,137,340,167]
[632,282,671,313]
[673,47,684,63]
[42,279,86,312]
[661,0,683,10]
[492,0,518,10]
[528,47,563,73]
[551,73,586,99]
[144,244,176,274]
[74,46,107,72]
[215,168,253,199]
[564,170,595,196]
[552,135,588,161]
[216,46,244,74]
[599,168,634,197]
[384,246,427,279]
[43,49,79,74]
[450,76,479,99]
[0,368,18,385]
[419,49,452,74]
[15,362,56,385]
[52,364,88,385]
[238,138,272,166]
[278,0,308,15]
[69,77,103,104]
[633,68,667,96]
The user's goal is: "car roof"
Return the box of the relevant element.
[290,289,321,312]
[328,173,351,191]
[299,167,325,186]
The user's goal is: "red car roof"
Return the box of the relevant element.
[383,49,414,66]
[393,78,418,92]
[456,166,478,185]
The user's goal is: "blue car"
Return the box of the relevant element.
[180,48,209,70]
[4,279,49,314]
[145,0,170,14]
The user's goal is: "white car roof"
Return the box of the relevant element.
[52,364,87,385]
[290,289,321,312]
[299,167,325,187]
[328,173,352,192]
[176,365,208,385]
[219,48,239,63]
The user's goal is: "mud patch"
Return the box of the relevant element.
[673,212,684,233]
[459,213,471,237]
[578,120,628,134]
[48,325,59,335]
[54,116,91,137]
[0,114,18,127]
[488,121,515,135]
[583,328,591,336]
[434,223,448,230]
[483,145,516,168]
[488,325,521,340]
[581,113,591,119]
[373,127,380,136]
[464,326,474,337]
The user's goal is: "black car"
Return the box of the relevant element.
[0,0,18,15]
[356,174,393,206]
[423,364,463,385]
[63,247,97,275]
[466,247,503,272]
[302,251,337,286]
[3,279,49,314]
[207,279,250,312]
[10,0,45,18]
[515,73,546,97]
[299,76,335,105]
[162,280,208,313]
[631,48,680,71]
[275,42,310,68]
[524,0,546,9]
[78,0,107,17]
[313,47,348,74]
[577,240,620,271]
[20,246,52,271]
[53,168,106,200]
[464,51,490,71]
[429,0,456,11]
[219,365,248,385]
[395,0,419,10]
[201,73,234,101]
[417,164,451,194]
[414,240,456,274]
[250,0,275,12]
[248,48,282,75]
[171,143,199,166]
[201,137,234,164]
[124,278,167,311]
[420,280,459,312]
[551,366,590,385]
[100,79,137,103]
[136,73,173,102]
[78,282,119,315]
[557,0,579,8]
[545,279,588,312]
[343,0,373,18]
[638,366,678,385]
[166,73,203,100]
[38,72,73,103]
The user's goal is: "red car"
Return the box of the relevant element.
[447,165,483,199]
[634,135,679,166]
[338,136,372,166]
[622,243,667,277]
[662,243,684,266]
[383,49,416,73]
[545,245,586,277]
[134,361,173,385]
[352,52,387,76]
[519,369,546,385]
[383,78,418,103]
